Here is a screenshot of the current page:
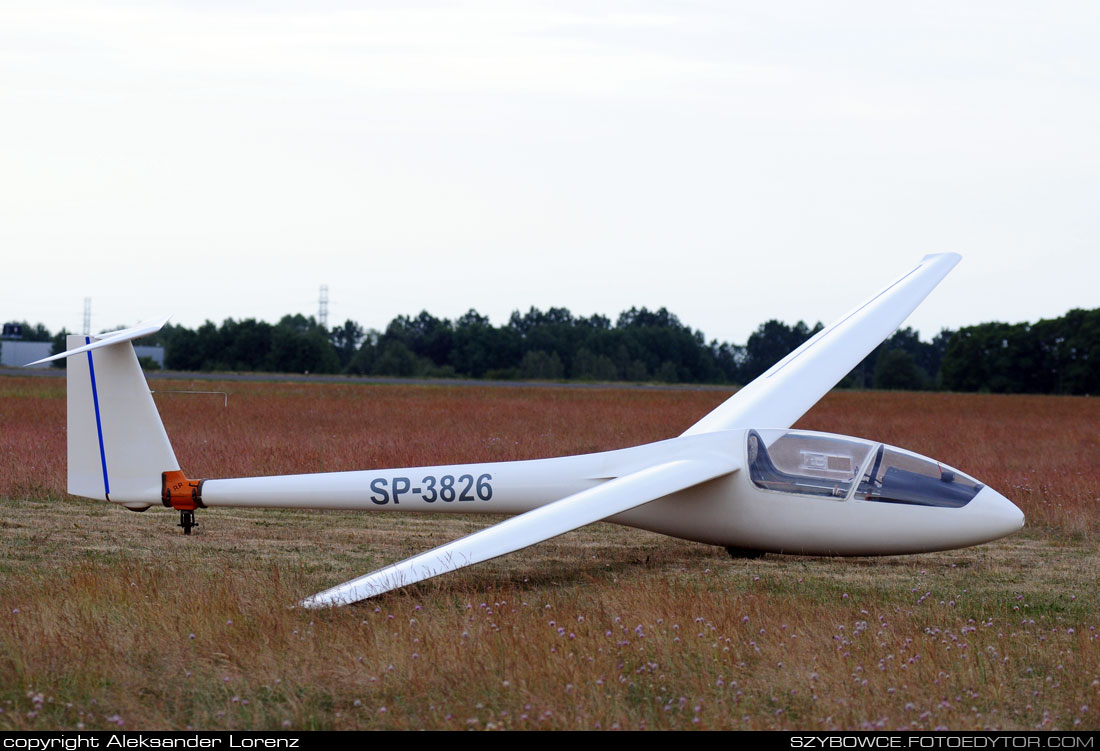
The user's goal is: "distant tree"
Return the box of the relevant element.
[572,348,618,381]
[270,322,339,374]
[940,328,992,392]
[384,311,454,365]
[743,320,822,382]
[30,322,52,342]
[616,306,686,330]
[346,329,381,375]
[654,361,680,383]
[710,340,746,384]
[940,310,1100,395]
[108,299,1100,395]
[372,341,429,377]
[941,322,1047,394]
[277,313,325,334]
[1055,309,1100,394]
[450,309,521,377]
[873,349,927,390]
[581,313,611,330]
[163,323,204,371]
[843,326,945,390]
[330,319,365,370]
[622,359,649,382]
[613,306,724,383]
[49,329,70,369]
[222,318,274,370]
[519,350,564,380]
[509,306,576,334]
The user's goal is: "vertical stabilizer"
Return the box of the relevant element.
[60,331,179,507]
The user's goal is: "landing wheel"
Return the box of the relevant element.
[178,510,198,535]
[725,546,766,559]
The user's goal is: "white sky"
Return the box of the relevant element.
[2,1,1098,345]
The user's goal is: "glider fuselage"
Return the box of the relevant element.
[197,427,1022,556]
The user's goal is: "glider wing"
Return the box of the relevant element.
[682,253,961,435]
[301,450,738,607]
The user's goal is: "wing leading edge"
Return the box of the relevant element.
[682,253,961,436]
[301,450,738,607]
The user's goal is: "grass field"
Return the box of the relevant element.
[1,375,1098,730]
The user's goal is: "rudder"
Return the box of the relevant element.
[55,327,179,508]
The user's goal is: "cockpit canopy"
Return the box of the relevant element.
[747,430,983,508]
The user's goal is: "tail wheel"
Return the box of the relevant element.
[163,470,205,536]
[178,510,198,535]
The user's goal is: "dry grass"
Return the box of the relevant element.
[1,376,1098,730]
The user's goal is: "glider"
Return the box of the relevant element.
[33,253,1024,607]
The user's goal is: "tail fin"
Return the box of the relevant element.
[30,318,179,508]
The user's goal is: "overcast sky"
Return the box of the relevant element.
[3,1,1097,345]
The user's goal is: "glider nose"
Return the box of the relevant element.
[969,485,1025,542]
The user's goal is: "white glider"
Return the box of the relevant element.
[38,254,1024,607]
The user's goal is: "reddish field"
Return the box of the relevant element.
[2,377,1097,534]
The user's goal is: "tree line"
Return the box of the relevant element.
[4,306,1097,395]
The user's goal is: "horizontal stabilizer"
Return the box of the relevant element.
[301,451,738,607]
[26,316,171,366]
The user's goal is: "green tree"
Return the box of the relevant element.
[384,311,454,365]
[654,361,680,383]
[163,323,204,370]
[346,330,380,375]
[572,348,618,381]
[372,341,429,377]
[623,359,649,381]
[450,309,521,377]
[49,329,70,369]
[843,327,945,390]
[942,310,1100,395]
[269,316,340,374]
[743,320,822,382]
[330,319,365,370]
[221,318,274,370]
[519,350,564,380]
[1058,309,1100,394]
[873,349,927,390]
